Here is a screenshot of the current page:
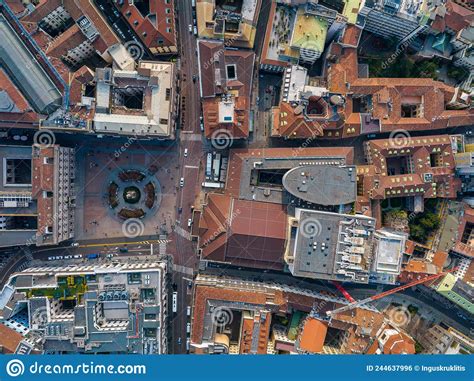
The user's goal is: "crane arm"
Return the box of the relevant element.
[326,267,457,317]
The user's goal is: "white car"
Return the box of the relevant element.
[184,148,188,157]
[179,178,184,187]
[64,255,73,260]
[188,24,192,33]
[187,218,192,227]
[47,256,55,261]
[56,256,64,260]
[73,254,82,259]
[186,322,191,333]
[70,242,79,247]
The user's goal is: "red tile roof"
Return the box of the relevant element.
[116,0,177,52]
[0,68,30,112]
[199,40,255,139]
[191,279,385,354]
[362,135,460,201]
[454,205,474,258]
[298,318,328,353]
[271,100,326,138]
[198,193,288,270]
[326,42,474,139]
[0,324,23,353]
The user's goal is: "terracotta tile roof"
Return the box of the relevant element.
[326,43,473,137]
[239,316,255,353]
[0,111,39,128]
[363,135,460,201]
[22,0,62,22]
[366,324,415,354]
[298,317,328,353]
[69,65,95,105]
[191,283,287,345]
[340,24,362,48]
[405,240,416,255]
[198,193,287,270]
[431,251,449,269]
[66,0,120,47]
[0,68,30,111]
[45,24,86,58]
[271,101,325,138]
[462,259,474,284]
[32,146,56,236]
[5,0,25,16]
[240,312,272,354]
[198,40,255,139]
[202,96,250,139]
[191,278,385,354]
[453,205,474,258]
[445,0,474,32]
[116,1,177,52]
[383,331,415,354]
[199,40,254,99]
[0,324,23,353]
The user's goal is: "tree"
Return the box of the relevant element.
[415,61,438,80]
[447,65,468,83]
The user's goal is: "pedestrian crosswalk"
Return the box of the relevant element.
[173,264,194,275]
[159,240,167,256]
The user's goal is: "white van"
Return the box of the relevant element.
[172,291,178,313]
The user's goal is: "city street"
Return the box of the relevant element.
[167,0,206,354]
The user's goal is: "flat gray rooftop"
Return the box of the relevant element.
[289,209,375,283]
[0,14,62,114]
[239,156,349,204]
[282,165,356,206]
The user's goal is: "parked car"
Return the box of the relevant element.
[73,254,82,259]
[180,178,185,187]
[184,148,188,157]
[47,256,55,261]
[188,24,192,33]
[187,218,192,227]
[70,242,79,247]
[64,255,72,260]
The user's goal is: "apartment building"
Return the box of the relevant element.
[0,144,75,247]
[0,260,169,354]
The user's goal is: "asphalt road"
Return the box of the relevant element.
[168,0,205,354]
